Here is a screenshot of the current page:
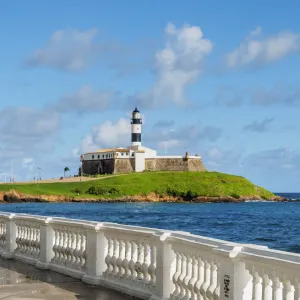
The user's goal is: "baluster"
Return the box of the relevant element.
[122,239,131,278]
[178,252,187,298]
[183,254,193,299]
[58,228,64,263]
[111,238,119,275]
[25,224,29,253]
[63,228,69,264]
[135,242,144,280]
[148,244,156,286]
[20,224,24,252]
[105,237,113,274]
[188,255,198,300]
[142,242,151,284]
[31,226,37,257]
[70,231,76,268]
[263,274,272,300]
[272,276,282,300]
[207,261,217,300]
[213,262,220,300]
[65,229,71,267]
[252,271,262,300]
[172,251,182,297]
[283,280,294,300]
[200,260,211,300]
[37,226,40,256]
[129,241,137,280]
[74,231,81,268]
[194,256,204,300]
[294,279,300,300]
[117,239,125,277]
[82,232,87,270]
[79,231,86,270]
[52,229,58,263]
[16,224,20,250]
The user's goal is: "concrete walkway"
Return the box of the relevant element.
[0,258,136,300]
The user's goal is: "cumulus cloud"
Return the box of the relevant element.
[0,106,61,164]
[0,107,60,137]
[74,118,131,155]
[25,28,104,72]
[226,27,300,68]
[54,85,117,113]
[243,117,274,133]
[249,85,300,106]
[129,23,213,108]
[214,84,300,107]
[147,123,222,152]
[244,148,298,171]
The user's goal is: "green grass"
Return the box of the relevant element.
[0,171,274,200]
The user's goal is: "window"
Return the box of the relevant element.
[92,155,94,159]
[106,154,108,159]
[121,153,124,156]
[102,155,104,158]
[98,155,100,159]
[126,153,129,156]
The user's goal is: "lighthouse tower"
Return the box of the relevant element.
[131,107,142,147]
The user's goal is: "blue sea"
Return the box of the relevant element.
[0,193,299,254]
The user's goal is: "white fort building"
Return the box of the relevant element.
[80,108,206,175]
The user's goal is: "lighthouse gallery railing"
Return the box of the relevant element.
[0,213,299,300]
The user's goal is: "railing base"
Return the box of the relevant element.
[99,277,153,300]
[36,261,50,270]
[82,274,101,285]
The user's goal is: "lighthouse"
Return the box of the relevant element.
[131,107,142,147]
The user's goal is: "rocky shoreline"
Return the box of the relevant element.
[0,190,289,204]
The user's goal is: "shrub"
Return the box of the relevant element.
[86,186,122,195]
[230,192,240,199]
[72,187,83,194]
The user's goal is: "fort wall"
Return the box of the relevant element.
[81,157,206,175]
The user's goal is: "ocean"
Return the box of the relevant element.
[0,193,299,254]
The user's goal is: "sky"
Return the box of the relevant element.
[1,0,300,192]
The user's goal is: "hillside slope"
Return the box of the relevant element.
[0,171,280,202]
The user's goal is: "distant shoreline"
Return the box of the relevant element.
[0,193,288,204]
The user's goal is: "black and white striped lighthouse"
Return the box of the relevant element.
[131,107,142,146]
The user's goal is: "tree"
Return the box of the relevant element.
[64,167,70,178]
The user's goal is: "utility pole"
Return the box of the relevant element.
[11,160,14,183]
[37,167,41,181]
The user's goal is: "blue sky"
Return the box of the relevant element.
[1,0,300,192]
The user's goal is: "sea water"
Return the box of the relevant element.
[0,193,299,253]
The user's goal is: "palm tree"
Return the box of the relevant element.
[64,167,70,178]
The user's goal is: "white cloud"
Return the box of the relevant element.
[75,118,131,154]
[130,23,213,107]
[25,28,100,71]
[227,27,300,68]
[55,85,116,113]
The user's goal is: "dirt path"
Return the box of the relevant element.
[6,175,122,185]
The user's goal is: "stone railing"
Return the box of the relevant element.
[0,212,299,300]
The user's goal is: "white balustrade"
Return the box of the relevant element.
[241,245,300,300]
[0,212,298,300]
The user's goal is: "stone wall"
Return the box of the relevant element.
[81,159,115,175]
[81,157,206,175]
[114,159,135,174]
[188,158,206,172]
[145,157,206,172]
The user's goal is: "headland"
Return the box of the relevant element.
[0,171,285,203]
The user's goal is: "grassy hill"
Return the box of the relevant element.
[0,171,275,202]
